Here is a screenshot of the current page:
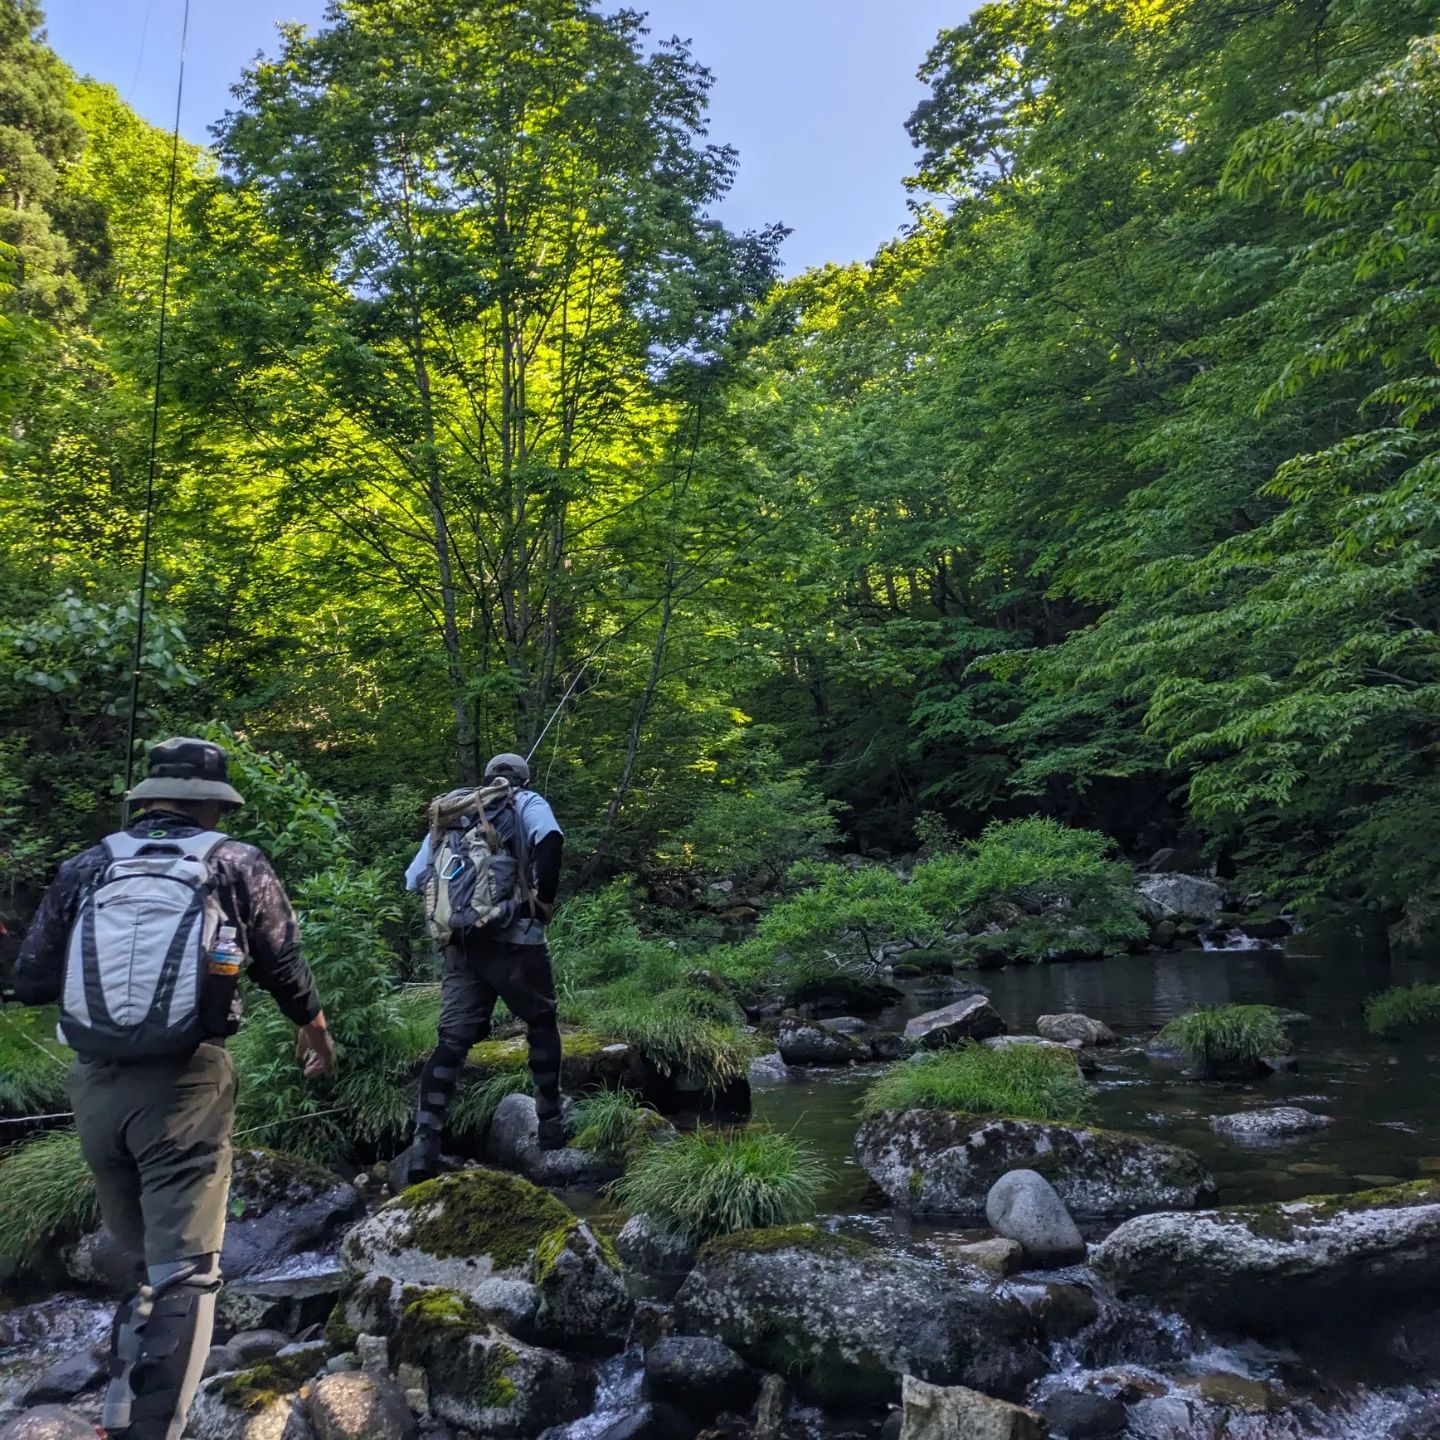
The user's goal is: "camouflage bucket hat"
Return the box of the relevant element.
[128,736,245,807]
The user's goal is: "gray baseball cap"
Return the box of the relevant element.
[485,752,531,785]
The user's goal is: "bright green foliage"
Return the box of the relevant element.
[1365,984,1440,1038]
[0,1128,99,1267]
[861,1042,1091,1123]
[1158,1005,1290,1071]
[610,1126,829,1244]
[676,761,844,883]
[0,1004,67,1116]
[571,1090,666,1162]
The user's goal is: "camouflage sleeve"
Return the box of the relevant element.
[222,846,323,1027]
[11,852,97,1004]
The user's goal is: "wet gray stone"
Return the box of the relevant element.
[18,1347,105,1405]
[0,1407,99,1440]
[986,1170,1086,1267]
[904,995,1006,1049]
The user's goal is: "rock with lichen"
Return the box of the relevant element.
[1092,1181,1440,1331]
[856,1111,1213,1219]
[339,1168,631,1348]
[674,1226,1044,1404]
[1210,1106,1334,1141]
[387,1289,584,1437]
[187,1344,330,1440]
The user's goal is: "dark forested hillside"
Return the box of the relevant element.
[4,0,1440,938]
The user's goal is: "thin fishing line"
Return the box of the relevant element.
[525,634,612,765]
[126,0,157,101]
[0,1009,68,1070]
[122,0,191,811]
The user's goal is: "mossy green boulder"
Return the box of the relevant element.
[339,1168,632,1346]
[1093,1181,1440,1332]
[388,1286,586,1436]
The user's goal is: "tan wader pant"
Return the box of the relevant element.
[67,1042,237,1267]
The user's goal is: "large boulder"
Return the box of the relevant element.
[1135,874,1225,925]
[340,1168,632,1348]
[217,1271,345,1338]
[904,995,1006,1050]
[68,1148,363,1291]
[187,1343,329,1440]
[776,1020,869,1066]
[985,1170,1086,1268]
[900,1376,1045,1440]
[485,1092,623,1187]
[464,1031,644,1093]
[388,1289,586,1437]
[674,1226,1045,1404]
[1093,1181,1440,1332]
[856,1111,1214,1219]
[1035,1014,1114,1048]
[615,1214,696,1275]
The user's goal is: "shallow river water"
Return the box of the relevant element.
[756,932,1440,1216]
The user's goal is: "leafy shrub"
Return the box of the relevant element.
[230,865,409,1160]
[1157,1005,1289,1070]
[1365,984,1440,1037]
[740,860,941,976]
[571,1089,667,1161]
[910,818,1146,959]
[0,1129,99,1268]
[0,1005,68,1117]
[677,765,843,883]
[861,1042,1091,1122]
[610,1127,829,1243]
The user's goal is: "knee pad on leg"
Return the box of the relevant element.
[103,1254,221,1440]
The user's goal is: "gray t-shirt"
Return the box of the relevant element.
[405,790,563,946]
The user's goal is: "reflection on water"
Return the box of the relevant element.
[756,935,1440,1215]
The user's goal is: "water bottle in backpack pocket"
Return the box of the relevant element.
[60,831,231,1058]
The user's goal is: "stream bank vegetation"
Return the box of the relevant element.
[609,1127,830,1244]
[1158,1006,1291,1078]
[861,1043,1093,1124]
[1365,985,1440,1038]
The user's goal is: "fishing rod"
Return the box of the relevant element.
[121,0,191,818]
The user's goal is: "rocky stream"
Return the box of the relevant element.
[4,882,1440,1440]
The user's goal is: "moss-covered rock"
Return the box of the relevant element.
[855,1110,1214,1219]
[339,1167,631,1346]
[675,1228,1044,1405]
[463,1029,643,1092]
[389,1286,584,1437]
[1093,1181,1440,1332]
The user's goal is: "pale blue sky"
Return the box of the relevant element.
[43,0,968,274]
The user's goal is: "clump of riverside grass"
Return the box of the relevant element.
[1157,1004,1289,1074]
[861,1042,1091,1123]
[571,1090,668,1161]
[1365,984,1440,1037]
[0,1129,100,1268]
[610,1127,829,1244]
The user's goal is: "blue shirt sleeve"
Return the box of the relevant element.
[517,791,562,847]
[404,836,432,892]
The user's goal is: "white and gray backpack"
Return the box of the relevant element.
[59,831,229,1058]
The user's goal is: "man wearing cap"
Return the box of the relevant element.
[395,751,566,1185]
[10,737,333,1440]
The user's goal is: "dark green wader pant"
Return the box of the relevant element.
[67,1043,237,1440]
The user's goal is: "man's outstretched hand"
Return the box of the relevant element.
[296,1013,336,1078]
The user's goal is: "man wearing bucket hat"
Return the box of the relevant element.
[392,750,566,1187]
[10,736,333,1440]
